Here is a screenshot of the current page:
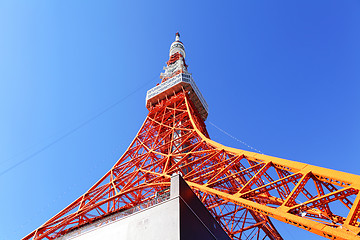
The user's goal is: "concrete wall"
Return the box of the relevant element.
[171,174,231,240]
[62,199,179,240]
[58,174,230,240]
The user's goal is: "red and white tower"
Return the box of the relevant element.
[147,32,208,120]
[24,33,360,240]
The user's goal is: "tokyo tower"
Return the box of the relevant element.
[23,33,360,240]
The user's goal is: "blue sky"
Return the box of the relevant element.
[0,1,359,239]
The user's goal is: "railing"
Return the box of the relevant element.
[187,76,209,112]
[56,191,170,240]
[146,73,208,113]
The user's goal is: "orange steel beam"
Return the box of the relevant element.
[23,91,360,240]
[183,95,360,239]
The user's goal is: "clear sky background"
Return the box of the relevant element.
[0,1,359,239]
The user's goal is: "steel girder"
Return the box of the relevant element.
[23,91,360,240]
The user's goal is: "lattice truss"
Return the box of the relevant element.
[24,91,360,240]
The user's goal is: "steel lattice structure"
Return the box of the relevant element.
[23,33,360,240]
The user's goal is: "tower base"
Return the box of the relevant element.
[56,174,231,240]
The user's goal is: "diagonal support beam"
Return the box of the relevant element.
[281,172,311,207]
[288,187,358,214]
[234,162,272,196]
[188,180,360,240]
[240,173,302,199]
[344,192,360,227]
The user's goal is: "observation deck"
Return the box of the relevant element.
[146,73,208,120]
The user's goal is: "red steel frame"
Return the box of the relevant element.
[23,90,360,240]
